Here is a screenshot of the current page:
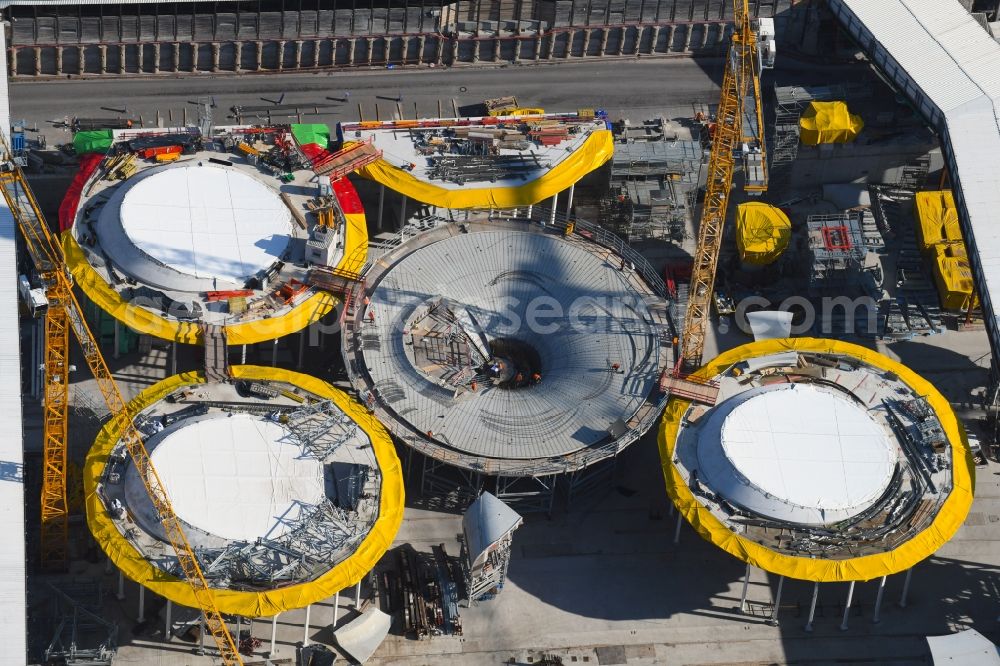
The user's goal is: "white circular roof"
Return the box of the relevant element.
[696,384,898,525]
[148,414,324,541]
[118,164,292,285]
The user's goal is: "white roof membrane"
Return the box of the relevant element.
[146,414,325,541]
[116,164,292,286]
[696,384,898,525]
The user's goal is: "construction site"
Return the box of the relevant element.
[6,0,1000,665]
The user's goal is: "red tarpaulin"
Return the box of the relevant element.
[300,142,364,214]
[59,154,104,232]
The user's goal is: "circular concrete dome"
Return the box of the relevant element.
[135,413,325,541]
[116,164,293,286]
[695,383,897,526]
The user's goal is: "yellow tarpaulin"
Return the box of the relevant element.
[352,129,614,209]
[658,337,974,582]
[915,190,962,251]
[735,202,791,266]
[84,366,405,617]
[62,196,368,344]
[932,242,975,311]
[799,101,864,145]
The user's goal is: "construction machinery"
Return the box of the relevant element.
[0,135,243,665]
[677,0,771,372]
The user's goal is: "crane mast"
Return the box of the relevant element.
[0,136,244,665]
[678,0,767,372]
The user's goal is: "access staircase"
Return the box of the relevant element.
[202,323,230,383]
[312,141,383,180]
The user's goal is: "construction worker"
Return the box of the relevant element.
[515,372,524,384]
[611,362,621,373]
[531,372,542,384]
[471,380,478,392]
[367,309,375,324]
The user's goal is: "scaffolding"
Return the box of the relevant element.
[43,581,118,666]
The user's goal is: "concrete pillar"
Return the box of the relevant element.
[650,26,661,54]
[9,49,16,78]
[297,330,305,369]
[198,618,206,654]
[494,38,501,62]
[348,38,355,65]
[738,562,750,613]
[256,41,263,70]
[599,29,609,57]
[294,41,303,68]
[398,194,408,231]
[98,45,107,74]
[171,341,177,375]
[582,30,592,57]
[116,571,125,600]
[332,591,340,629]
[839,581,856,631]
[898,568,912,608]
[377,184,385,231]
[173,43,180,72]
[565,182,575,217]
[34,47,41,76]
[151,43,159,74]
[190,42,199,71]
[683,25,693,51]
[137,585,146,623]
[302,604,311,646]
[354,581,362,607]
[56,47,63,75]
[546,34,555,58]
[212,43,220,72]
[767,576,783,626]
[547,193,558,226]
[672,509,682,543]
[119,45,125,74]
[804,582,819,632]
[313,40,321,67]
[77,46,84,75]
[278,40,286,70]
[435,36,444,65]
[417,36,425,64]
[164,600,172,639]
[451,39,459,64]
[533,36,541,61]
[271,338,278,366]
[873,575,887,623]
[527,204,533,218]
[113,320,121,359]
[366,39,373,65]
[269,614,279,657]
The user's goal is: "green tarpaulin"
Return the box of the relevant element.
[290,123,330,148]
[73,130,114,155]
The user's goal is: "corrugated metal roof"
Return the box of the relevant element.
[0,24,28,666]
[833,0,1000,359]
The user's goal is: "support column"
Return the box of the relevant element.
[294,41,303,68]
[171,341,177,375]
[198,618,205,654]
[278,40,286,70]
[398,194,408,231]
[899,568,912,608]
[683,25,693,51]
[377,184,385,231]
[153,43,161,73]
[99,45,107,74]
[417,36,425,64]
[546,33,556,58]
[269,614,279,657]
[212,43,220,72]
[256,41,264,70]
[435,36,444,65]
[533,36,542,61]
[9,49,16,78]
[56,47,64,75]
[565,183,575,217]
[113,321,121,359]
[271,338,278,366]
[547,193,558,226]
[672,510,682,544]
[598,29,609,57]
[117,571,125,600]
[137,585,146,623]
[451,39,459,64]
[348,39,355,66]
[173,43,180,72]
[873,575,887,623]
[738,562,750,613]
[119,45,125,74]
[332,591,340,629]
[313,40,320,67]
[767,576,784,626]
[297,331,305,369]
[302,604,311,646]
[494,38,501,62]
[34,47,41,76]
[241,344,247,364]
[527,204,533,218]
[804,582,819,632]
[77,46,84,75]
[164,600,172,639]
[650,26,661,54]
[839,581,856,631]
[354,581,362,607]
[582,30,592,57]
[366,39,373,65]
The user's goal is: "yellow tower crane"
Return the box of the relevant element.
[0,136,244,665]
[678,0,770,372]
